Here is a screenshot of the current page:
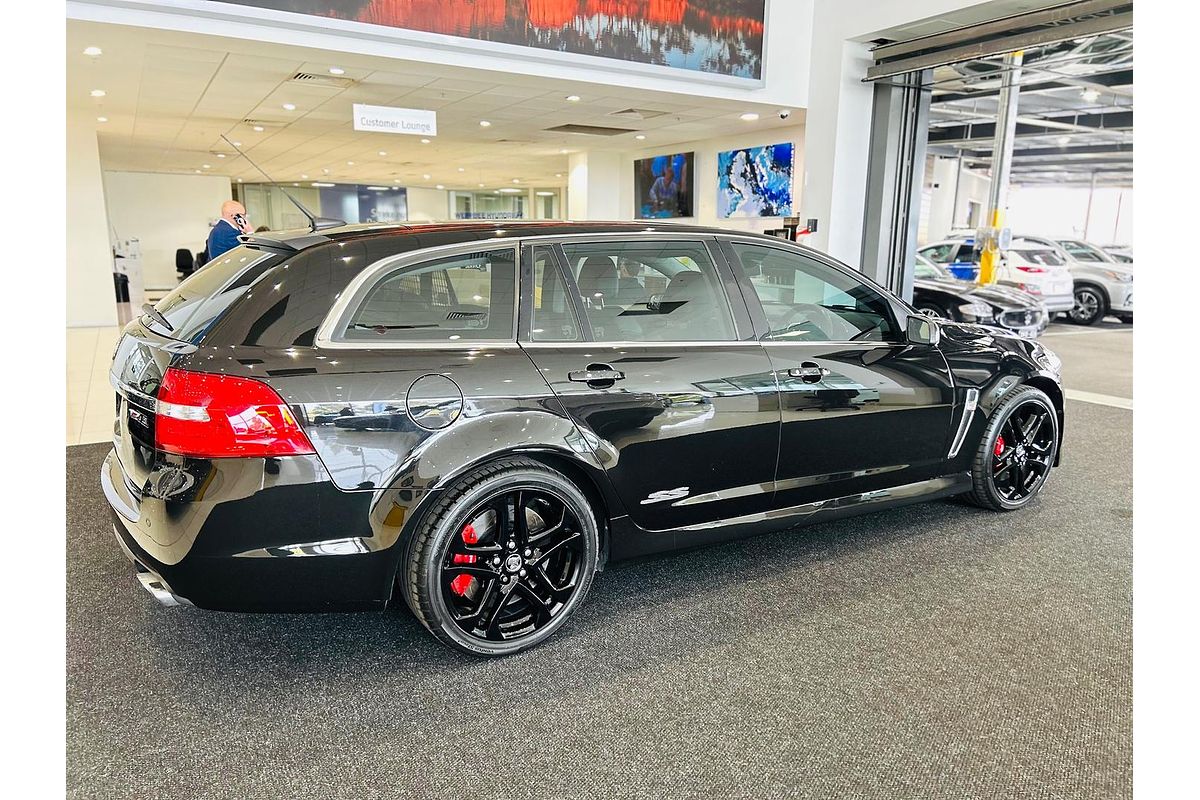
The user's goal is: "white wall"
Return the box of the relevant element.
[103,171,233,289]
[406,187,450,222]
[924,157,990,243]
[616,123,806,233]
[66,110,119,328]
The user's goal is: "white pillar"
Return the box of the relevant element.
[567,151,622,220]
[66,108,118,327]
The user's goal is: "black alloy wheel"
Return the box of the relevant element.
[1068,285,1106,325]
[403,459,599,656]
[968,386,1059,511]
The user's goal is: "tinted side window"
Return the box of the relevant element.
[340,248,517,342]
[147,246,277,343]
[731,244,899,343]
[529,246,580,342]
[920,243,957,263]
[560,240,735,342]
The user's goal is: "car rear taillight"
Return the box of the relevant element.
[1015,265,1046,273]
[155,367,316,458]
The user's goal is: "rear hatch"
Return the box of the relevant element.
[1009,248,1073,295]
[109,246,285,486]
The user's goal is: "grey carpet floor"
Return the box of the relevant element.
[66,399,1131,799]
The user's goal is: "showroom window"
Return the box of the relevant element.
[730,244,899,343]
[339,248,517,342]
[559,241,736,342]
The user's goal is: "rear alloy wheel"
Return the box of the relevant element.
[1068,285,1106,325]
[916,302,954,321]
[403,458,599,656]
[968,386,1059,511]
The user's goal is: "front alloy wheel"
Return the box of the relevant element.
[968,386,1059,511]
[1068,286,1106,325]
[404,459,598,656]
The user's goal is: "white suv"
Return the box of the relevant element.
[1053,238,1134,325]
[919,238,1076,314]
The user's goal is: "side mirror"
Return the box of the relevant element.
[906,314,941,346]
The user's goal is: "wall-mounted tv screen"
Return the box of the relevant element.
[634,152,695,219]
[717,143,794,218]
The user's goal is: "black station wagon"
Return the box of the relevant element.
[103,221,1064,656]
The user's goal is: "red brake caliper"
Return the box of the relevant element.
[994,434,1006,458]
[450,523,480,596]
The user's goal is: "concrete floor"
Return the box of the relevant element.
[66,321,1131,799]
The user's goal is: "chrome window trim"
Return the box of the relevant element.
[518,340,762,349]
[315,240,521,350]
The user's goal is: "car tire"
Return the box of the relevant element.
[916,301,955,321]
[1067,285,1107,326]
[967,386,1059,511]
[403,457,599,657]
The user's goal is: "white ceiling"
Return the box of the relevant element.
[67,19,803,192]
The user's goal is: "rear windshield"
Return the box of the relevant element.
[1012,249,1065,267]
[144,246,276,343]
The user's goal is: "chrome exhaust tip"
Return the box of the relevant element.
[136,571,189,607]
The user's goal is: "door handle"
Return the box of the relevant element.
[568,364,625,387]
[788,362,827,383]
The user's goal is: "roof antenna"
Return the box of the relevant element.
[220,134,345,232]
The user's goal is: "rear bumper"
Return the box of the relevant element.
[102,448,397,612]
[1041,293,1076,313]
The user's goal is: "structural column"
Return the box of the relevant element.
[567,151,622,221]
[979,51,1023,285]
[66,107,118,327]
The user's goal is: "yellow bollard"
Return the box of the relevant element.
[979,247,997,285]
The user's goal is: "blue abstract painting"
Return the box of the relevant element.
[716,143,794,218]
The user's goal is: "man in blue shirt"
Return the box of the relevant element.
[206,200,251,262]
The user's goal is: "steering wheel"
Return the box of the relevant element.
[770,305,830,339]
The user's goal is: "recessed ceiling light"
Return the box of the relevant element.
[420,138,431,144]
[232,141,242,147]
[739,112,759,121]
[282,103,296,111]
[83,46,103,56]
[457,167,465,172]
[378,151,387,156]
[1081,88,1100,102]
[635,134,646,140]
[90,89,106,97]
[565,95,581,102]
[435,184,445,190]
[237,178,243,183]
[560,149,570,154]
[301,174,308,179]
[328,66,345,75]
[216,153,226,158]
[479,120,492,127]
[96,116,108,123]
[202,164,211,169]
[512,178,520,184]
[253,126,264,132]
[293,182,300,186]
[420,173,430,180]
[195,170,202,174]
[347,161,355,166]
[478,183,485,188]
[555,173,563,178]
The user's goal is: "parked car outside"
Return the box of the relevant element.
[1035,236,1133,325]
[919,238,1075,314]
[912,254,1049,337]
[103,221,1065,656]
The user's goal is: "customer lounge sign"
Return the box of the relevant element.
[353,104,437,136]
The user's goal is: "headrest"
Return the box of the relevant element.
[664,271,706,301]
[578,256,617,303]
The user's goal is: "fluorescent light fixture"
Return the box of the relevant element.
[479,120,492,127]
[565,95,581,102]
[83,46,102,56]
[536,191,555,197]
[367,186,390,191]
[282,103,296,111]
[1057,135,1070,146]
[90,89,106,97]
[328,67,345,75]
[311,182,335,187]
[96,116,108,123]
[739,112,759,121]
[499,188,522,193]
